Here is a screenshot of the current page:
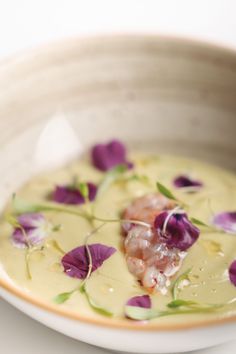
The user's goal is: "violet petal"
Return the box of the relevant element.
[52,182,97,205]
[12,227,46,249]
[126,295,151,308]
[91,139,133,171]
[229,260,236,286]
[17,213,45,229]
[173,175,203,189]
[154,212,200,251]
[11,212,49,248]
[61,243,116,279]
[212,211,236,234]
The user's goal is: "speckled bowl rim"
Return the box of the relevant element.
[1,34,236,332]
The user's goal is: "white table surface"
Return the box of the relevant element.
[1,1,236,353]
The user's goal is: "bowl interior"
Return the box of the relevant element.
[0,35,236,292]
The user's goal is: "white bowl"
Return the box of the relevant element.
[0,36,236,353]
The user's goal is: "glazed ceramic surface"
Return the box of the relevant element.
[0,36,236,353]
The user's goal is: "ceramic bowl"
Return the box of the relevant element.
[0,36,236,353]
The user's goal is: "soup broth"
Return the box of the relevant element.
[1,140,236,325]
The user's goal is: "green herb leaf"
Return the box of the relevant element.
[53,291,74,304]
[190,217,209,227]
[167,299,197,308]
[156,182,178,201]
[171,268,192,300]
[78,182,89,199]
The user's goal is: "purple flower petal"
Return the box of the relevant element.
[154,212,200,251]
[229,260,236,286]
[61,243,116,279]
[17,213,45,229]
[173,175,203,189]
[91,139,133,171]
[52,182,97,205]
[126,295,151,308]
[12,228,46,248]
[212,211,236,234]
[11,213,48,248]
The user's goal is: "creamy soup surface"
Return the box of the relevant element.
[1,141,236,326]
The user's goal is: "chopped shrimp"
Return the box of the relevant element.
[123,193,175,225]
[122,193,186,294]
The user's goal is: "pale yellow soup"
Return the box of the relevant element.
[1,153,236,325]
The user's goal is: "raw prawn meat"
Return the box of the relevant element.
[122,193,188,294]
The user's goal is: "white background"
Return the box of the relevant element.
[0,0,236,58]
[0,1,236,353]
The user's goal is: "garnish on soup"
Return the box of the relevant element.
[10,213,50,248]
[52,182,97,205]
[229,260,236,287]
[122,194,199,294]
[0,139,236,324]
[212,211,236,234]
[91,139,133,171]
[61,243,116,279]
[173,175,203,192]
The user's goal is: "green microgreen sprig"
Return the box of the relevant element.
[12,195,151,229]
[5,214,32,279]
[125,302,223,321]
[78,182,89,200]
[54,290,75,304]
[190,217,209,227]
[53,222,113,316]
[167,299,197,308]
[171,268,192,300]
[156,182,178,202]
[10,172,232,319]
[126,174,151,185]
[155,183,226,234]
[80,283,113,316]
[95,164,128,200]
[190,217,227,234]
[6,211,63,280]
[156,182,189,210]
